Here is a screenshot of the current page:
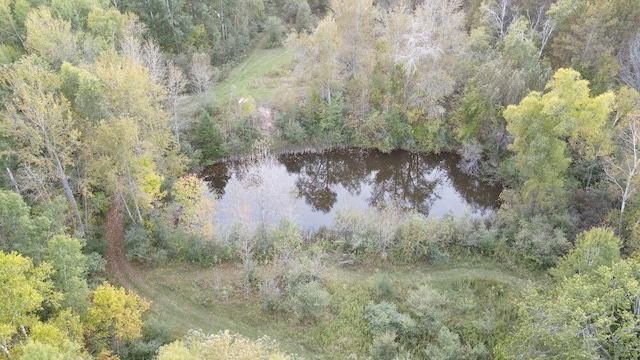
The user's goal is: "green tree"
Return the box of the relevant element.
[293,14,341,106]
[192,110,227,163]
[89,116,163,224]
[19,341,65,360]
[46,235,90,312]
[86,6,130,50]
[0,251,58,358]
[504,68,613,211]
[551,227,620,279]
[0,190,34,253]
[85,282,150,356]
[1,56,86,234]
[85,47,182,225]
[548,0,640,91]
[170,174,214,238]
[24,6,78,67]
[496,259,640,359]
[0,0,27,49]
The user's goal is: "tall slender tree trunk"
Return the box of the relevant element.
[173,96,180,142]
[6,167,19,193]
[52,150,85,235]
[125,164,143,223]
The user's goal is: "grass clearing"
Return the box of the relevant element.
[177,45,298,125]
[117,255,535,359]
[214,46,295,102]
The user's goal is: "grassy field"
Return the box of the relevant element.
[116,255,535,359]
[177,44,298,128]
[214,46,295,102]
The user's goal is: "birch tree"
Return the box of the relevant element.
[605,88,640,234]
[1,57,86,234]
[293,16,341,105]
[166,61,188,142]
[390,0,467,116]
[481,0,517,39]
[619,32,640,92]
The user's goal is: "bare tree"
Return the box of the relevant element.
[604,114,640,233]
[390,0,467,116]
[120,21,146,65]
[166,62,188,142]
[119,22,167,85]
[189,52,215,94]
[142,39,165,85]
[482,0,517,39]
[619,33,640,92]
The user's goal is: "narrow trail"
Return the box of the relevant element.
[105,198,127,279]
[103,199,531,359]
[103,199,230,337]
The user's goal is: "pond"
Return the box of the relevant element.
[202,148,502,232]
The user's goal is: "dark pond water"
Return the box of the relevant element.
[203,148,502,231]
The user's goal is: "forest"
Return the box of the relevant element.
[1,0,640,358]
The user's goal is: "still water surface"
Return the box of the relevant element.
[203,148,502,231]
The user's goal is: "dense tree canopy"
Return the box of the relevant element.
[2,0,640,359]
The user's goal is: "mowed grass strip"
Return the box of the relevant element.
[130,262,324,359]
[214,47,294,102]
[178,45,296,120]
[124,257,533,359]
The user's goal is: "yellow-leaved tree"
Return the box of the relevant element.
[504,68,614,212]
[85,282,150,357]
[0,251,86,359]
[171,174,215,238]
[157,330,291,360]
[0,251,57,357]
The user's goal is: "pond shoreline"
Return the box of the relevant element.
[203,148,503,231]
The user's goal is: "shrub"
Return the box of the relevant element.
[287,280,330,322]
[259,278,284,312]
[512,216,570,269]
[405,285,448,337]
[315,283,371,357]
[364,301,416,339]
[333,206,403,261]
[269,219,303,257]
[370,332,404,360]
[392,212,449,263]
[276,116,307,144]
[370,274,398,302]
[424,326,487,360]
[124,226,167,264]
[281,254,324,290]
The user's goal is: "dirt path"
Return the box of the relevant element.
[104,200,181,307]
[105,198,127,279]
[103,200,232,338]
[104,202,530,358]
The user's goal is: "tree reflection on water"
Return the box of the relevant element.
[203,148,502,228]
